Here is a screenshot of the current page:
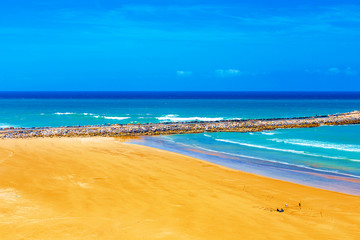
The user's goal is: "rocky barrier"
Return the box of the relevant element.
[0,111,359,139]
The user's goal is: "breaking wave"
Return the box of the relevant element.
[53,112,129,121]
[215,138,305,154]
[157,114,223,122]
[0,124,13,129]
[54,112,76,115]
[261,132,276,135]
[270,138,360,153]
[214,138,360,162]
[102,116,130,120]
[166,141,360,179]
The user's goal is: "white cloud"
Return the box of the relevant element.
[176,70,192,76]
[344,67,357,76]
[328,67,341,74]
[327,67,357,76]
[215,69,242,77]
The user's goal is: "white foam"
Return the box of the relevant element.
[156,136,360,178]
[177,143,360,179]
[0,124,13,129]
[203,134,212,138]
[261,132,276,135]
[54,112,76,115]
[194,145,269,161]
[53,112,129,121]
[215,138,305,154]
[174,143,360,178]
[157,114,223,122]
[270,138,360,153]
[102,116,130,120]
[214,138,360,162]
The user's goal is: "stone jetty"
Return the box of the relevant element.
[0,111,359,139]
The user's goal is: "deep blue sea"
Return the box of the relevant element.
[1,92,360,194]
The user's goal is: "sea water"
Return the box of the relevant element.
[1,92,359,194]
[136,126,360,194]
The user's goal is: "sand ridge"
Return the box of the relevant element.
[0,137,359,239]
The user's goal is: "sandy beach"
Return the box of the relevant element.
[0,137,359,239]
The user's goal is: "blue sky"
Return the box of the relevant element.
[1,0,359,91]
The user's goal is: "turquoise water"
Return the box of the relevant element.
[1,95,359,194]
[160,125,360,178]
[132,124,360,195]
[153,125,360,178]
[0,98,360,128]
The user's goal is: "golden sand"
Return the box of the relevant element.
[0,137,359,239]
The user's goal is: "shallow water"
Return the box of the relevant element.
[132,124,360,195]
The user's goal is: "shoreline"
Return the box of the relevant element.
[131,135,360,196]
[0,137,359,239]
[1,111,359,138]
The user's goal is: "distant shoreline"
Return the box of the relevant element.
[1,111,359,139]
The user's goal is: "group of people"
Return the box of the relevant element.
[276,203,301,213]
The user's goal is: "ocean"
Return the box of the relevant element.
[1,91,360,194]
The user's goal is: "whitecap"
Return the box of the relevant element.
[175,143,360,178]
[102,116,130,120]
[54,112,76,115]
[214,138,360,162]
[270,138,360,153]
[215,138,305,154]
[82,113,97,116]
[187,145,360,178]
[261,132,275,135]
[157,114,223,122]
[0,124,13,129]
[53,112,130,121]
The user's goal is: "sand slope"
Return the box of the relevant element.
[0,137,359,239]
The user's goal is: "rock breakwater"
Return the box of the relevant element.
[1,111,359,139]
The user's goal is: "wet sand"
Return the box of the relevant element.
[0,137,359,239]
